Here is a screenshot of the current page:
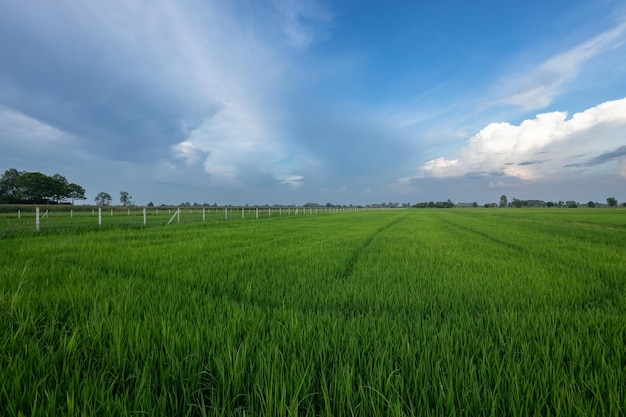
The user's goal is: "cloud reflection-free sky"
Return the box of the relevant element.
[1,0,625,205]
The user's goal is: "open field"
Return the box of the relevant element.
[0,205,328,237]
[1,209,625,416]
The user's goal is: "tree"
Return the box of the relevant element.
[67,183,86,204]
[120,191,133,206]
[0,168,21,203]
[49,174,70,204]
[17,172,53,203]
[587,201,596,208]
[0,168,86,204]
[95,192,112,206]
[500,195,508,208]
[607,197,618,207]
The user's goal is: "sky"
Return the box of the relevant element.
[1,0,626,206]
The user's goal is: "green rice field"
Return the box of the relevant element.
[1,208,625,416]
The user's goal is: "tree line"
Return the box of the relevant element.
[0,168,86,204]
[499,195,622,208]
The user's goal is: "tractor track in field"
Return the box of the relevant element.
[435,214,532,255]
[339,213,408,281]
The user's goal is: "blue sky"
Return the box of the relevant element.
[1,0,625,205]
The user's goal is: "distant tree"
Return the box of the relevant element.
[511,198,522,208]
[546,201,555,207]
[147,201,154,207]
[49,174,70,204]
[607,197,618,207]
[95,192,112,206]
[566,201,578,208]
[0,168,86,204]
[67,183,86,204]
[587,201,596,208]
[500,195,508,208]
[0,168,21,203]
[18,172,52,203]
[119,191,133,206]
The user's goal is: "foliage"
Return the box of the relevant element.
[413,199,454,208]
[607,196,618,207]
[1,209,624,415]
[119,191,133,206]
[0,168,85,204]
[94,192,113,206]
[499,194,508,207]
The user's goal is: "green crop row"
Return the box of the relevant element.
[1,209,624,416]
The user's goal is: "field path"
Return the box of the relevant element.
[340,212,409,280]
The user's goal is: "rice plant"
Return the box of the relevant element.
[1,209,624,415]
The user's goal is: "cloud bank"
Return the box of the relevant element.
[423,97,626,181]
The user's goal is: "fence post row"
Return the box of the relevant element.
[26,204,364,232]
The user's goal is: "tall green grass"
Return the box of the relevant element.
[1,209,624,415]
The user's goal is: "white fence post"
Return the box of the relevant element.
[98,208,102,227]
[177,208,180,223]
[256,207,259,219]
[242,207,245,219]
[224,207,228,220]
[36,207,40,232]
[166,208,180,225]
[143,207,147,225]
[18,210,21,219]
[203,207,206,222]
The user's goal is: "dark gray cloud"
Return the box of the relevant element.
[518,160,544,166]
[0,2,216,162]
[565,145,626,168]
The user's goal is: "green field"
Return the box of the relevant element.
[1,208,625,416]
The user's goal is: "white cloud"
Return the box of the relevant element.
[278,174,304,188]
[498,20,626,110]
[172,140,207,166]
[422,157,459,174]
[152,1,325,188]
[273,0,333,49]
[423,97,626,180]
[0,107,72,146]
